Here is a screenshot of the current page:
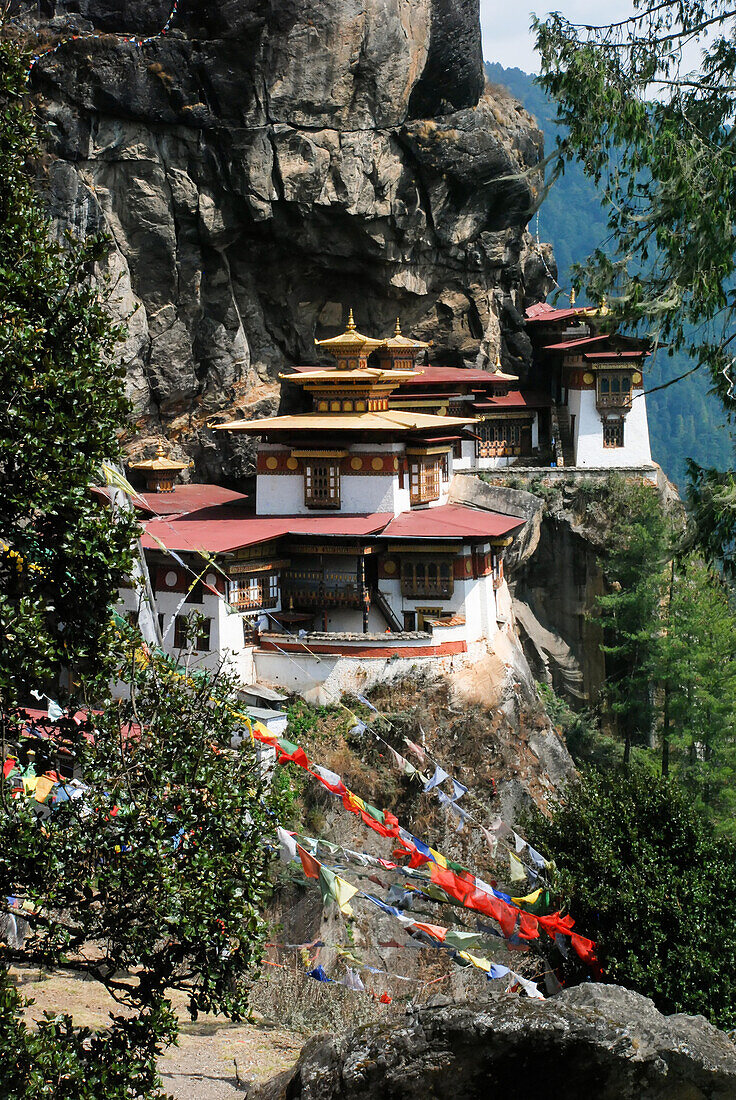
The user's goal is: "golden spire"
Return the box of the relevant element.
[347,308,356,332]
[570,287,576,306]
[395,317,402,337]
[494,347,502,371]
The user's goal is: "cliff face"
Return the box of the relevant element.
[19,0,553,479]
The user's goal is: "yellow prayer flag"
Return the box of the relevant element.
[429,847,448,869]
[333,875,358,917]
[508,852,526,883]
[511,888,542,906]
[458,951,492,973]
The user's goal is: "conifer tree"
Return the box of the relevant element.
[0,24,137,702]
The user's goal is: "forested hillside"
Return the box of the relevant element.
[486,62,735,487]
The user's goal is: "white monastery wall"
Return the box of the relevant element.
[571,388,653,468]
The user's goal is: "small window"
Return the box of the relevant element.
[304,461,340,508]
[174,614,211,651]
[409,458,441,504]
[603,420,624,448]
[403,610,416,631]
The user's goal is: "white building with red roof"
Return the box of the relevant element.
[118,313,527,698]
[525,301,654,470]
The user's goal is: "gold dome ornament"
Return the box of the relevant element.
[129,442,191,493]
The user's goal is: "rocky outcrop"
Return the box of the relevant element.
[15,0,553,479]
[253,985,736,1100]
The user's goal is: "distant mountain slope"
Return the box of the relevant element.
[486,62,735,487]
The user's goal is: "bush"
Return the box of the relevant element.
[526,767,736,1028]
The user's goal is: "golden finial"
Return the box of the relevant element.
[494,347,502,371]
[346,308,356,332]
[569,287,576,306]
[156,441,166,459]
[395,317,402,336]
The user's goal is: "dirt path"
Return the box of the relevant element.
[12,967,304,1099]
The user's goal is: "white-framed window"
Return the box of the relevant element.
[304,461,340,508]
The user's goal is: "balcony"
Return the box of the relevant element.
[230,593,279,611]
[281,570,361,608]
[596,391,632,410]
[400,579,454,599]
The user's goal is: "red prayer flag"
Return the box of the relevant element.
[296,843,320,881]
[571,933,598,967]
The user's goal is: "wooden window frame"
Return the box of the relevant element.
[229,573,279,610]
[476,419,526,458]
[304,461,341,509]
[409,457,441,504]
[401,558,453,598]
[603,419,625,448]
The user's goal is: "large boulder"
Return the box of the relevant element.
[253,985,736,1100]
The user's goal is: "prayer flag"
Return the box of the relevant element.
[452,778,468,800]
[527,844,548,870]
[277,827,297,864]
[510,971,545,999]
[312,764,346,795]
[571,933,598,967]
[342,967,365,992]
[403,737,427,765]
[424,765,450,791]
[47,698,64,722]
[306,965,330,983]
[512,831,527,855]
[480,826,498,857]
[296,843,320,880]
[488,963,510,980]
[356,694,377,712]
[333,875,358,917]
[508,852,526,883]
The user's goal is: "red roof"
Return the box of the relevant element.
[525,302,587,323]
[135,484,249,517]
[141,512,393,555]
[397,366,519,387]
[543,335,608,351]
[91,483,249,518]
[472,390,552,410]
[583,350,646,361]
[379,504,524,541]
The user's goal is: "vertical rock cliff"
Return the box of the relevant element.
[15,0,553,478]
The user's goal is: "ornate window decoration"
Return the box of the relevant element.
[401,558,453,598]
[597,371,632,408]
[228,573,279,610]
[304,461,340,508]
[409,458,441,504]
[603,419,625,448]
[476,419,529,458]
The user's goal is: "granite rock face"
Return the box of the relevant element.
[18,0,553,478]
[252,985,736,1100]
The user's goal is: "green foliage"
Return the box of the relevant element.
[1,640,276,1096]
[485,61,736,488]
[0,27,137,699]
[0,969,172,1100]
[537,683,620,770]
[531,5,736,412]
[594,477,672,756]
[527,767,736,1029]
[659,554,736,828]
